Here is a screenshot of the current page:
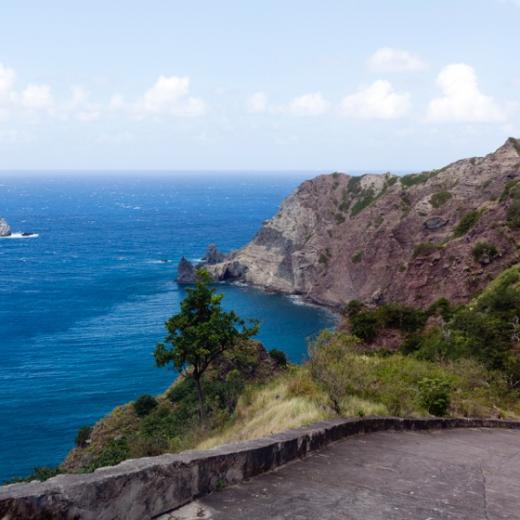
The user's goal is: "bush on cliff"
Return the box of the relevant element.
[133,395,158,417]
[154,268,259,420]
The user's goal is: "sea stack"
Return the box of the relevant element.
[176,257,196,283]
[0,218,11,237]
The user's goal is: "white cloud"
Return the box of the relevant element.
[246,92,268,113]
[138,76,206,117]
[426,64,504,123]
[284,92,330,116]
[20,84,53,111]
[340,80,411,119]
[0,63,15,95]
[368,48,427,73]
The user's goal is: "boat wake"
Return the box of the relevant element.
[1,233,39,239]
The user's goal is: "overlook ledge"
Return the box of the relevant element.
[1,417,519,520]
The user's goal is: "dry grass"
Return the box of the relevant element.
[197,371,330,449]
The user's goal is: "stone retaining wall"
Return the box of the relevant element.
[1,416,520,520]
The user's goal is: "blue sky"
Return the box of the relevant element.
[0,0,519,171]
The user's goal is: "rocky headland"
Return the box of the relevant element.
[180,138,520,308]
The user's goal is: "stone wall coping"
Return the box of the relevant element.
[1,416,520,519]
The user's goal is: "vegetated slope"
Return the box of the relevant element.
[202,138,520,308]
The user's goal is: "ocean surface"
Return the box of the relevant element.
[0,173,336,482]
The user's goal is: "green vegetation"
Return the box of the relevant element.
[154,269,259,420]
[269,348,288,368]
[453,210,481,237]
[500,180,520,202]
[507,201,520,230]
[351,250,363,264]
[430,191,452,208]
[400,170,439,188]
[344,300,427,343]
[350,188,376,217]
[133,394,158,417]
[499,179,520,229]
[472,242,499,264]
[413,242,441,258]
[418,377,451,416]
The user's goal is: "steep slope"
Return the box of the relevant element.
[194,138,520,308]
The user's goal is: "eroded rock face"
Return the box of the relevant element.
[0,218,11,237]
[202,244,227,265]
[200,138,520,307]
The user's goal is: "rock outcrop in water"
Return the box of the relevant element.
[176,245,228,283]
[0,219,11,237]
[177,256,196,283]
[195,138,520,308]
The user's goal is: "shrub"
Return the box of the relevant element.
[453,210,480,237]
[413,242,440,258]
[86,438,130,471]
[507,200,520,230]
[335,213,346,224]
[376,304,427,333]
[351,250,363,263]
[430,191,452,208]
[350,189,376,217]
[427,297,456,321]
[343,299,364,317]
[350,311,379,342]
[472,242,498,264]
[309,331,363,414]
[400,170,437,188]
[75,425,92,448]
[418,377,451,416]
[269,348,288,368]
[133,394,158,417]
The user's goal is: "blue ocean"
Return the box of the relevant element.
[0,173,336,482]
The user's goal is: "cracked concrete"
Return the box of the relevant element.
[165,428,520,520]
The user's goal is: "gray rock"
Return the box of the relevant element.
[423,217,447,230]
[176,257,196,283]
[201,244,227,265]
[0,218,11,237]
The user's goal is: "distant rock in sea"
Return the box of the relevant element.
[176,245,229,283]
[0,218,11,237]
[176,256,196,283]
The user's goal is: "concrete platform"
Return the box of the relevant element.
[163,428,520,520]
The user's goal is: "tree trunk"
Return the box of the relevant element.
[194,375,205,422]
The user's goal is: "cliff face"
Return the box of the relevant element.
[199,138,520,308]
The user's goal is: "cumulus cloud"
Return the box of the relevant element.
[138,76,206,117]
[285,92,329,115]
[340,80,411,119]
[368,48,427,73]
[0,64,207,124]
[426,64,504,123]
[246,92,268,113]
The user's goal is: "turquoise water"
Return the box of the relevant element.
[0,174,335,482]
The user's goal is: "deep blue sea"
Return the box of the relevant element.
[0,173,335,482]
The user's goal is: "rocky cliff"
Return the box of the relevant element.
[186,138,520,308]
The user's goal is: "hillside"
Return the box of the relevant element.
[193,138,520,308]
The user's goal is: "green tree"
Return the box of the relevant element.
[154,269,259,420]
